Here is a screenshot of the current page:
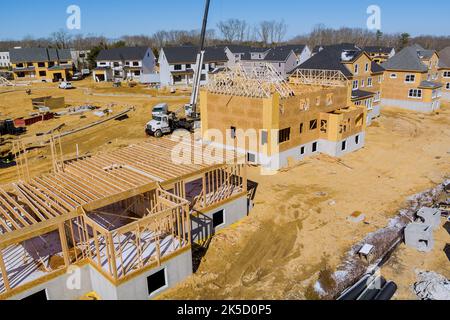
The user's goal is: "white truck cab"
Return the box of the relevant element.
[146,103,172,137]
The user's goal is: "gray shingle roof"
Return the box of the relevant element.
[419,80,442,89]
[363,46,394,54]
[438,46,450,68]
[10,48,72,63]
[291,45,356,77]
[277,44,307,55]
[351,89,375,100]
[381,46,429,72]
[96,47,150,61]
[162,46,228,64]
[263,47,295,62]
[371,61,385,73]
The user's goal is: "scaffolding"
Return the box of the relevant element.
[207,63,295,99]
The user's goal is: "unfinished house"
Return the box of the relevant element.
[9,48,73,82]
[290,44,384,125]
[363,46,396,64]
[438,46,450,102]
[381,45,442,113]
[0,138,249,300]
[200,64,367,171]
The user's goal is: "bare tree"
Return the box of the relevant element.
[217,19,248,43]
[51,29,72,49]
[273,20,288,44]
[256,21,273,45]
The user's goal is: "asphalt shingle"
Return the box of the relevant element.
[381,46,429,72]
[96,47,150,61]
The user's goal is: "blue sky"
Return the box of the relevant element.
[0,0,448,40]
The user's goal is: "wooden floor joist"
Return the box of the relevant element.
[0,137,243,237]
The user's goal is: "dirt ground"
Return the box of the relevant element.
[1,81,449,300]
[0,80,190,183]
[158,104,450,300]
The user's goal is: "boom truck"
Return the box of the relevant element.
[145,0,211,137]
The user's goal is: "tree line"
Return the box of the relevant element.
[1,20,449,62]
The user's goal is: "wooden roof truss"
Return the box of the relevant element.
[290,68,349,87]
[207,63,295,99]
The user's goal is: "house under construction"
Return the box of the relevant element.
[200,64,367,171]
[0,138,249,300]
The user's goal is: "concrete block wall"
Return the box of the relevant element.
[442,91,450,102]
[191,195,248,244]
[7,249,193,301]
[319,132,366,158]
[381,98,439,113]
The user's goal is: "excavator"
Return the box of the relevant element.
[145,0,211,137]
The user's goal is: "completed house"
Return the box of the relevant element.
[224,45,269,67]
[363,46,396,64]
[381,45,442,113]
[438,46,450,102]
[0,49,10,69]
[226,44,311,78]
[158,46,228,87]
[291,44,384,125]
[241,47,300,78]
[93,47,155,83]
[277,44,312,65]
[10,48,73,82]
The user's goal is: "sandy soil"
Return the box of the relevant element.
[1,81,448,300]
[0,80,190,184]
[158,104,450,300]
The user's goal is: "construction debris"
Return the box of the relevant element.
[404,223,435,252]
[413,271,450,300]
[324,181,448,300]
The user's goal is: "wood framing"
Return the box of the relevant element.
[0,137,248,297]
[207,63,295,99]
[289,68,349,87]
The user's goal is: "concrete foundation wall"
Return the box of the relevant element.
[8,264,93,300]
[7,249,193,301]
[319,132,366,158]
[381,98,440,113]
[191,195,248,243]
[115,249,193,300]
[257,132,365,170]
[442,91,450,102]
[368,104,381,124]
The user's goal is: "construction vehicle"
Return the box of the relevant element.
[145,103,197,137]
[145,0,211,137]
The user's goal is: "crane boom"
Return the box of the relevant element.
[187,0,211,118]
